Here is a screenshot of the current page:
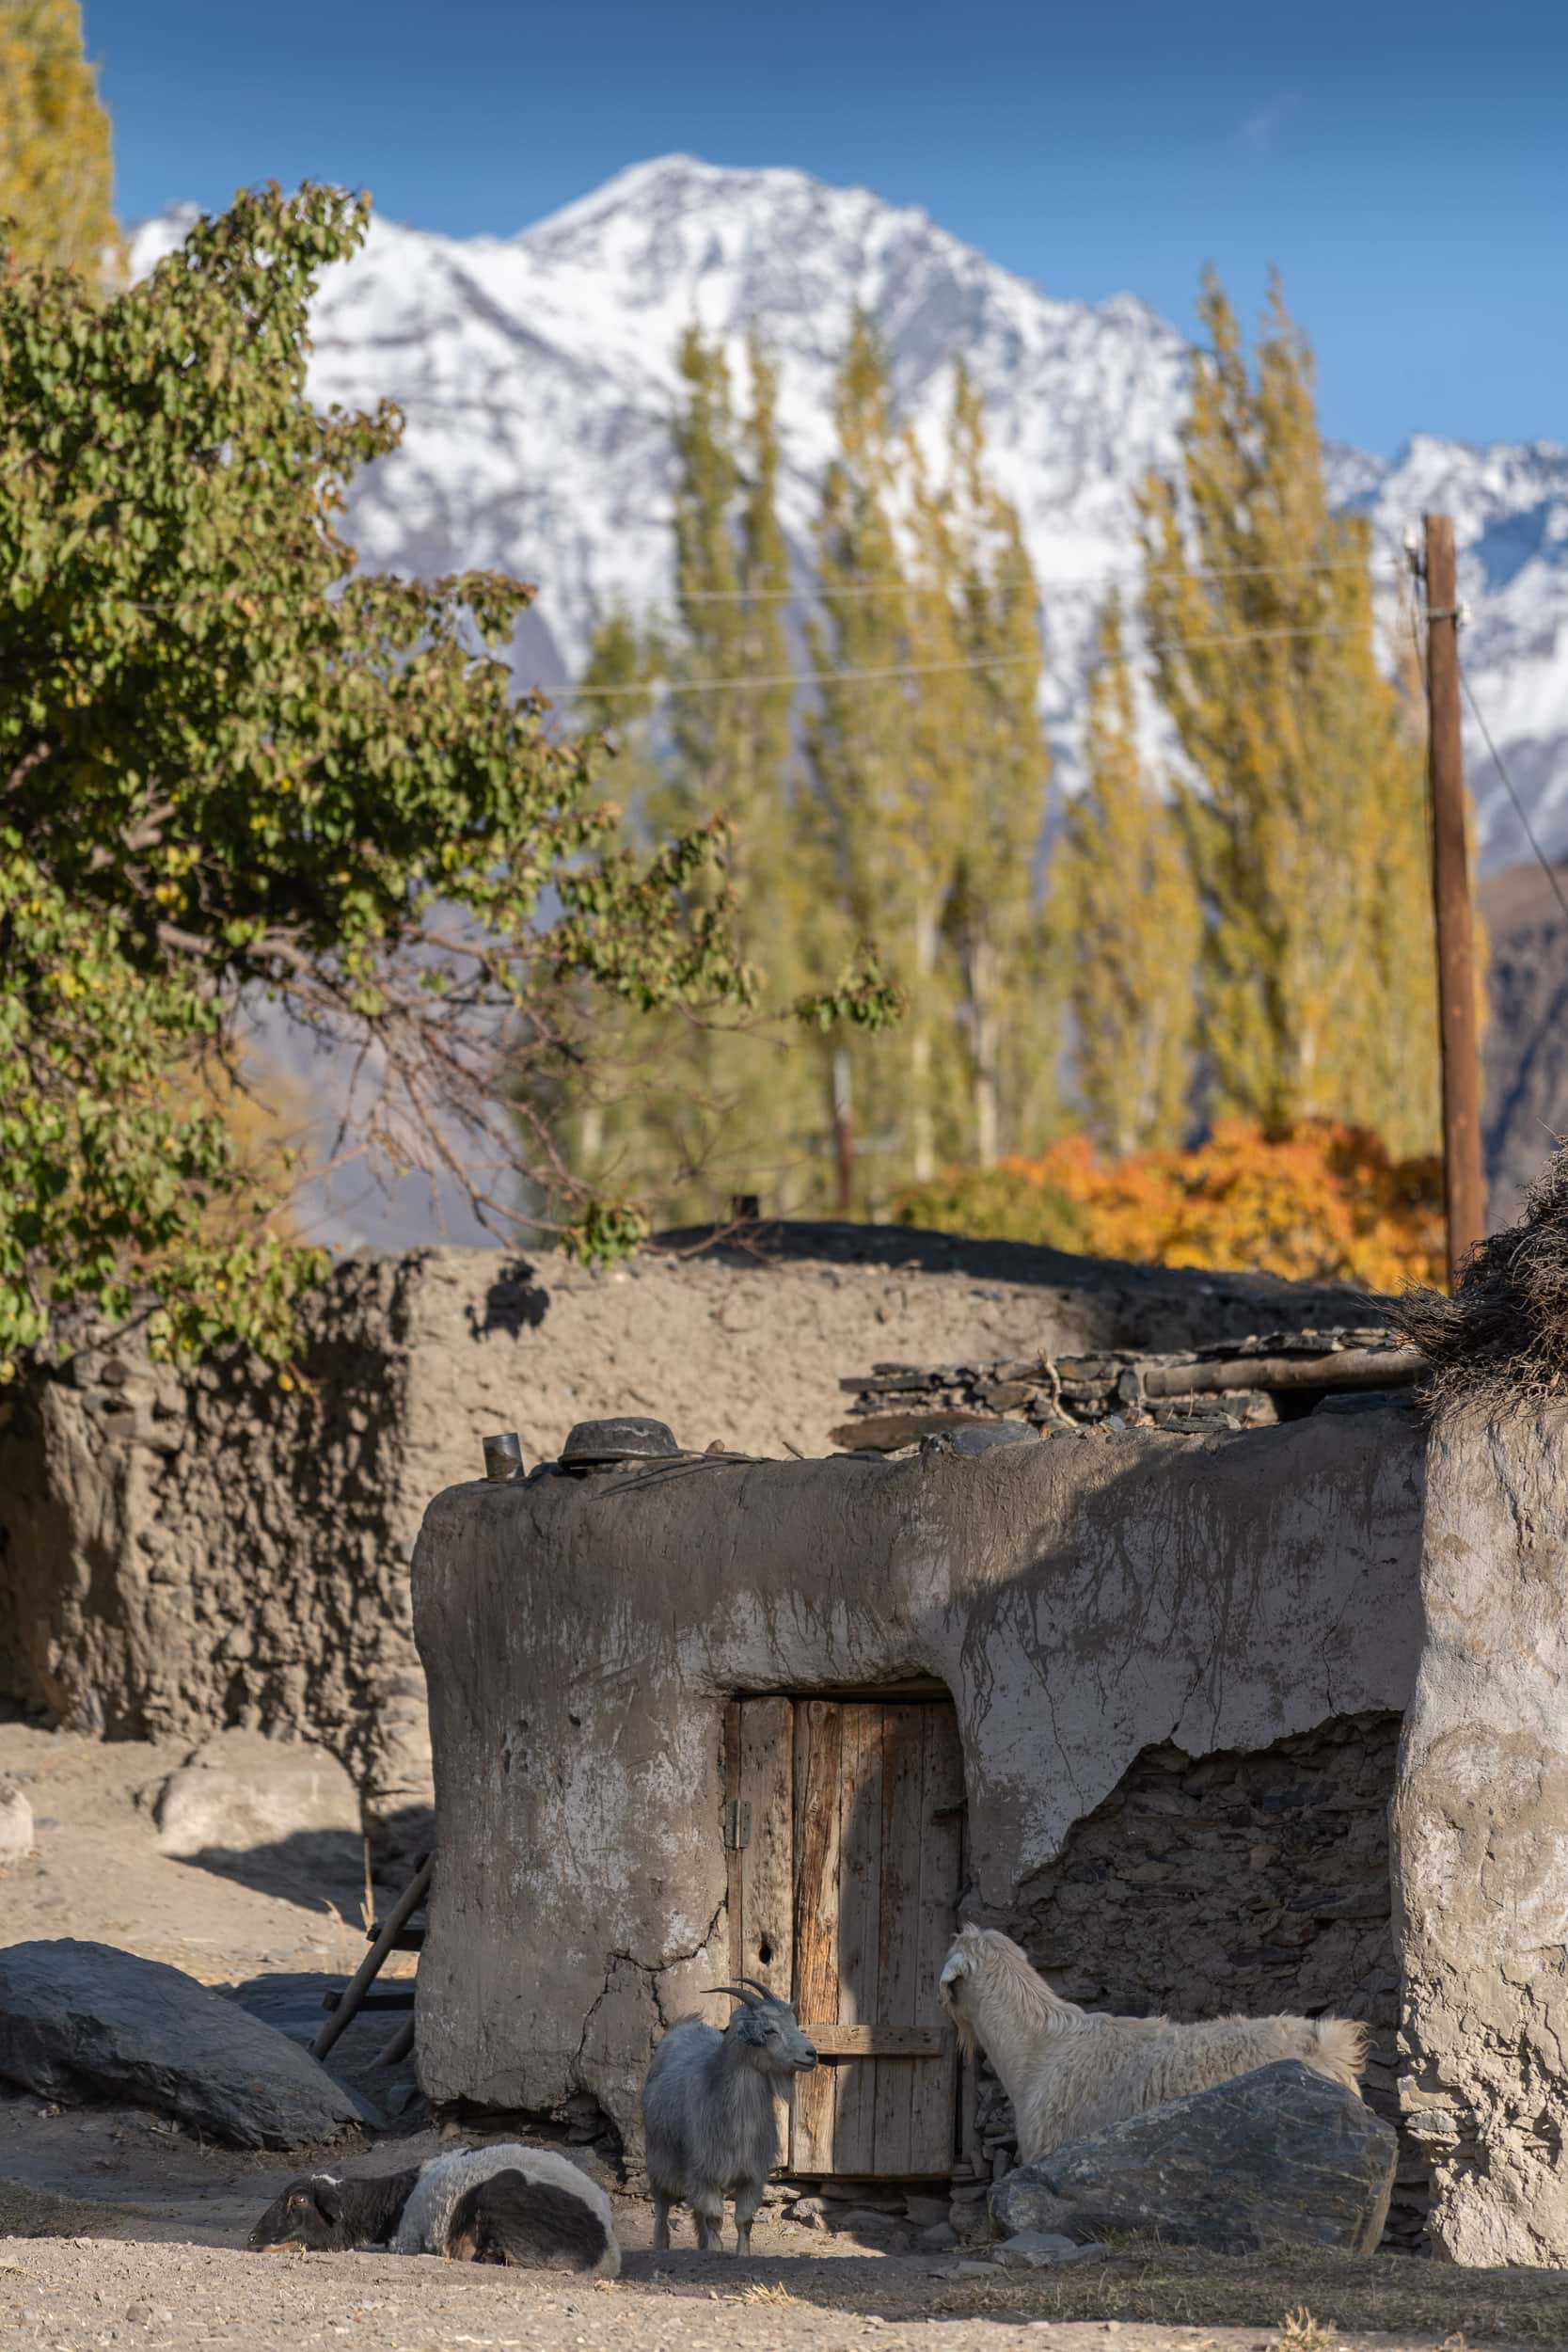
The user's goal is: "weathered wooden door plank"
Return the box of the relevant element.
[909,1703,965,2168]
[871,1699,926,2172]
[832,1704,884,2174]
[806,2024,946,2056]
[790,1700,843,2171]
[736,1697,794,1995]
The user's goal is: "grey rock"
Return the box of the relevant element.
[989,2174,1079,2239]
[919,2220,959,2249]
[954,2260,1000,2278]
[836,2205,905,2235]
[0,1782,34,1861]
[991,2060,1396,2257]
[904,2194,954,2226]
[0,1939,381,2149]
[152,1730,361,1872]
[995,2231,1093,2268]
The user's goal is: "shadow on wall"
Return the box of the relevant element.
[468,1262,551,1340]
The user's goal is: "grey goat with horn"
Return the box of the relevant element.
[641,1975,817,2253]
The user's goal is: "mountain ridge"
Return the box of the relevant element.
[128,154,1567,876]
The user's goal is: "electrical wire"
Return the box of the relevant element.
[649,552,1400,606]
[1460,661,1568,926]
[562,619,1370,702]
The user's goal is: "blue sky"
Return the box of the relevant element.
[87,0,1563,456]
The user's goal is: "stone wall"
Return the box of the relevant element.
[0,1263,429,1834]
[978,1714,1426,2252]
[0,1231,1363,1837]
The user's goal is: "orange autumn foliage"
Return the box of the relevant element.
[895,1120,1445,1294]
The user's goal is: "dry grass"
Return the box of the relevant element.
[736,2280,800,2306]
[907,2242,1568,2345]
[1273,2310,1338,2352]
[1390,1145,1568,1416]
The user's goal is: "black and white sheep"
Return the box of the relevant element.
[641,1977,817,2254]
[247,2142,619,2275]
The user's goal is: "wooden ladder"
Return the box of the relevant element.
[311,1851,432,2070]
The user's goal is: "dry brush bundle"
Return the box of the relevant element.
[1389,1145,1568,1415]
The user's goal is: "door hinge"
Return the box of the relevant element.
[721,1799,752,1851]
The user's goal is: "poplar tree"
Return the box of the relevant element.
[924,366,1053,1165]
[802,315,925,1208]
[551,335,819,1221]
[1140,272,1442,1153]
[0,0,120,285]
[1052,597,1200,1155]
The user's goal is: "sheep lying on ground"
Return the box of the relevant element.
[248,2143,619,2275]
[938,1923,1368,2163]
[642,1977,817,2254]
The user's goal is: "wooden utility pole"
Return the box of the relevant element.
[1423,513,1485,1288]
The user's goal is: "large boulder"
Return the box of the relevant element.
[0,1939,381,2148]
[990,2060,1396,2257]
[151,1729,362,1874]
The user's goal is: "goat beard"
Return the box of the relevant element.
[941,1989,979,2057]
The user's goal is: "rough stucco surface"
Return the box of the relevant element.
[410,1403,1424,2159]
[1391,1408,1568,2266]
[0,1232,1363,1833]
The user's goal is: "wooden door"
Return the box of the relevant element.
[724,1695,964,2178]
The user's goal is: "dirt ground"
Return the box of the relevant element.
[6,1681,1568,2350]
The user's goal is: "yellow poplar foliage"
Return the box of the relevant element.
[1052,596,1200,1155]
[0,0,120,284]
[1140,273,1448,1157]
[895,1120,1444,1293]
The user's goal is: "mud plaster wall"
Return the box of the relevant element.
[409,1403,1425,2169]
[0,1235,1362,1833]
[984,1713,1426,2252]
[1392,1408,1568,2268]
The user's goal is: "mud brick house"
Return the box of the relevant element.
[411,1392,1568,2267]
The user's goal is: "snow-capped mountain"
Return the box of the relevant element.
[131,157,1566,868]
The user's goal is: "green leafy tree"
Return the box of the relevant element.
[1052,596,1200,1155]
[0,0,120,284]
[0,183,789,1375]
[1140,272,1446,1153]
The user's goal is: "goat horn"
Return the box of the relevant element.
[736,1976,774,1999]
[702,1983,761,2005]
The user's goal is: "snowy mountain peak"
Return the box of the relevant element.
[126,158,1568,871]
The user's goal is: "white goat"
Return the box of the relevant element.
[938,1924,1368,2164]
[642,1977,817,2254]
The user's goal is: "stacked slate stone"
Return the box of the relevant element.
[834,1326,1416,1452]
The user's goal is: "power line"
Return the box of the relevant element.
[632,552,1402,607]
[1459,660,1568,927]
[563,619,1370,703]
